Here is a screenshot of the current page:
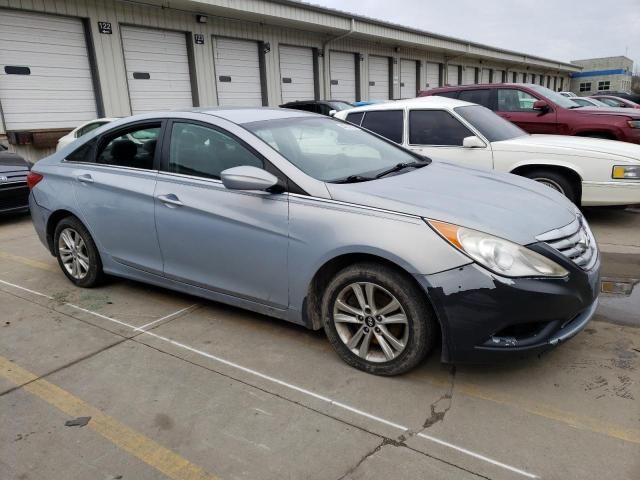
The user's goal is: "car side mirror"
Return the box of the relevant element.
[533,100,550,112]
[328,109,337,117]
[220,166,280,192]
[462,136,486,148]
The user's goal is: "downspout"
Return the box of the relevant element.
[322,18,355,99]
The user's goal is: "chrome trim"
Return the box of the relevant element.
[288,192,422,220]
[537,215,598,271]
[535,217,581,242]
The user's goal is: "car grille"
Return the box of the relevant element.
[535,215,598,270]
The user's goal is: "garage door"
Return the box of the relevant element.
[425,62,440,89]
[368,55,389,101]
[494,70,504,83]
[121,26,193,114]
[481,68,491,83]
[330,51,356,102]
[0,10,97,131]
[447,65,460,86]
[463,67,476,85]
[400,60,417,98]
[279,45,315,103]
[214,38,263,107]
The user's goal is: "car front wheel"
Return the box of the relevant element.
[522,169,578,205]
[322,263,436,376]
[54,216,104,287]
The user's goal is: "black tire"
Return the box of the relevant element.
[53,216,105,288]
[521,169,578,205]
[321,262,436,376]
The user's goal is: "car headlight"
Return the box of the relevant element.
[627,120,640,128]
[612,165,640,179]
[427,220,569,278]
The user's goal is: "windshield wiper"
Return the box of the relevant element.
[375,161,428,179]
[331,174,374,184]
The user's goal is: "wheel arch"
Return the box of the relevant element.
[510,162,583,203]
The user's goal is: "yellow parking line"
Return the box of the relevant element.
[0,355,219,480]
[0,251,58,272]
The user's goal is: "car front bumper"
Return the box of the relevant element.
[582,180,640,206]
[418,244,600,363]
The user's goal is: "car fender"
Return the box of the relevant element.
[505,158,585,180]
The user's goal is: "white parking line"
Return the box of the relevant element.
[134,304,199,332]
[0,278,538,479]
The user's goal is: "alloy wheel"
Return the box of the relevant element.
[332,282,409,362]
[58,227,90,280]
[532,177,565,194]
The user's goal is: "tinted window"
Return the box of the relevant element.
[497,89,538,112]
[435,91,459,99]
[361,110,404,143]
[66,139,97,163]
[454,105,527,142]
[246,117,420,182]
[96,125,160,169]
[458,89,492,108]
[345,112,364,126]
[409,110,472,146]
[168,122,262,180]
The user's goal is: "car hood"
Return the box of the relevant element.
[572,106,640,118]
[326,161,577,245]
[0,152,30,172]
[493,134,640,162]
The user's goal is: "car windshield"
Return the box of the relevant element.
[528,85,581,108]
[245,117,424,182]
[454,105,527,142]
[328,101,354,111]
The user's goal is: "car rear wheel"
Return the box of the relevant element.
[54,217,104,287]
[522,169,578,205]
[321,263,436,376]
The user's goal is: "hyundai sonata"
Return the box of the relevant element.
[28,108,600,375]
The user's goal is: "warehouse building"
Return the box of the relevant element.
[570,56,634,96]
[0,0,580,162]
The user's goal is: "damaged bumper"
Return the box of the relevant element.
[418,244,600,363]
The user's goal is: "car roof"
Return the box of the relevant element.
[339,95,475,114]
[196,107,318,124]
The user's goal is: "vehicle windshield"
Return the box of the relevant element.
[245,117,424,182]
[454,105,527,142]
[328,101,354,112]
[528,85,582,108]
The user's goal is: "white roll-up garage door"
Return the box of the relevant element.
[0,9,97,131]
[447,65,460,86]
[400,60,417,98]
[121,26,193,114]
[493,70,504,83]
[368,55,389,101]
[481,68,491,83]
[463,67,476,85]
[425,62,440,89]
[330,51,356,102]
[214,37,263,107]
[279,45,315,103]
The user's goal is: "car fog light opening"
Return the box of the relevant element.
[427,219,569,278]
[612,165,640,180]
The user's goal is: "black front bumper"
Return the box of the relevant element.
[419,243,600,363]
[0,182,30,214]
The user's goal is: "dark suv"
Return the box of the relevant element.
[419,83,640,144]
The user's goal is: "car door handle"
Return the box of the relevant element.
[76,173,94,184]
[157,194,183,207]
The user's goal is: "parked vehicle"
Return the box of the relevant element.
[56,118,119,151]
[279,100,353,116]
[590,95,640,109]
[0,144,31,215]
[336,97,640,206]
[418,83,640,144]
[559,91,577,98]
[571,97,610,108]
[594,91,640,104]
[29,108,600,374]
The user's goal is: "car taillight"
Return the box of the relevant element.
[26,171,43,190]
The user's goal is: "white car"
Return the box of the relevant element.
[56,118,118,151]
[335,97,640,206]
[559,91,578,98]
[570,97,610,108]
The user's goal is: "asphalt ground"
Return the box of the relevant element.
[0,207,638,480]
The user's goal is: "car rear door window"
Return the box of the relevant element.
[345,112,364,126]
[95,124,160,169]
[458,89,492,108]
[168,122,262,180]
[497,89,538,112]
[409,110,473,146]
[360,110,404,143]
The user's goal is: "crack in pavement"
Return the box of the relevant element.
[423,365,456,429]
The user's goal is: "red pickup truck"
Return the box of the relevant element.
[419,83,640,144]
